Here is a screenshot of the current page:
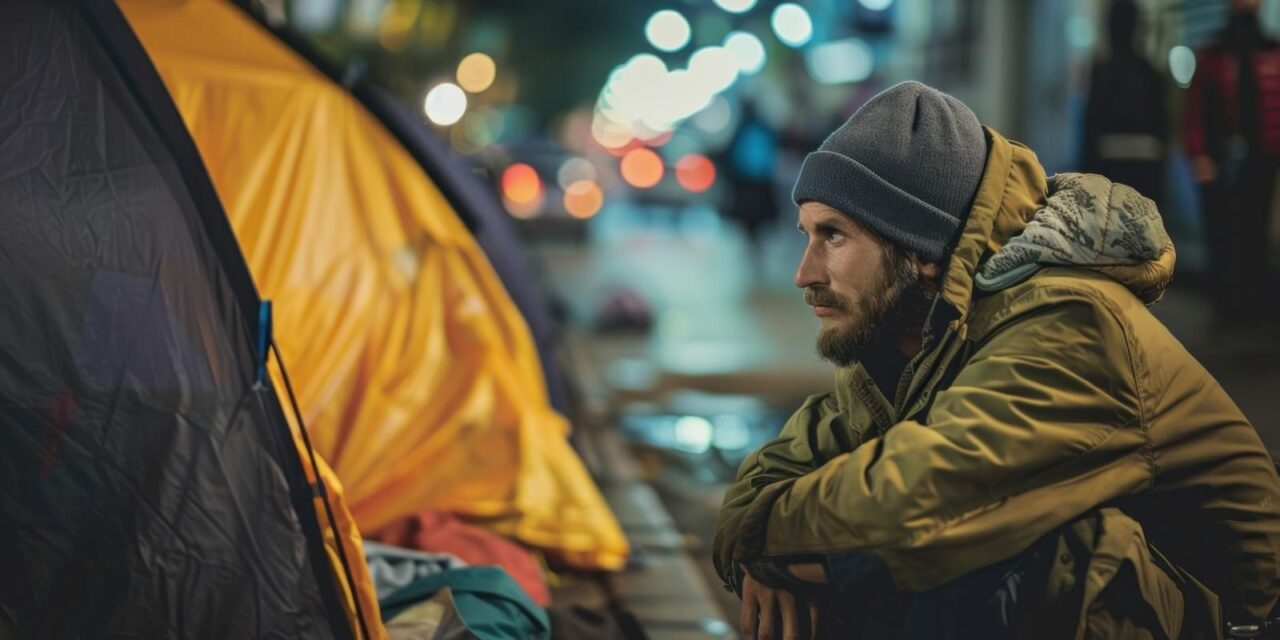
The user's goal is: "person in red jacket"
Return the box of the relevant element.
[1183,0,1280,327]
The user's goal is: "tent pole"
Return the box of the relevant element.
[271,340,374,640]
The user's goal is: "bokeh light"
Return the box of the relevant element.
[449,122,482,154]
[858,0,894,10]
[620,148,664,188]
[712,415,752,450]
[673,416,714,454]
[645,10,691,53]
[593,26,753,147]
[293,0,341,32]
[713,0,757,14]
[456,52,497,93]
[1169,45,1196,88]
[615,54,670,105]
[557,157,598,190]
[377,4,417,50]
[806,38,874,85]
[724,31,767,75]
[688,46,739,94]
[564,180,605,219]
[694,96,732,134]
[504,196,543,219]
[596,54,667,139]
[603,139,645,158]
[503,163,544,218]
[654,69,712,130]
[592,114,634,149]
[424,83,467,125]
[461,112,494,146]
[771,4,813,48]
[1066,15,1095,50]
[502,163,542,205]
[639,129,675,147]
[675,154,716,193]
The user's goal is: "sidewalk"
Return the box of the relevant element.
[556,331,739,639]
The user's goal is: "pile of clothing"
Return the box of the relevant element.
[365,511,644,640]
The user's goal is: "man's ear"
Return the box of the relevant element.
[913,254,943,280]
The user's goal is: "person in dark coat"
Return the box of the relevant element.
[1083,0,1168,205]
[1184,0,1280,326]
[723,102,781,258]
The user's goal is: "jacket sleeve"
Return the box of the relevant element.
[711,392,865,592]
[730,300,1153,592]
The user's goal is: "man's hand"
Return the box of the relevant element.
[786,562,827,584]
[740,568,821,640]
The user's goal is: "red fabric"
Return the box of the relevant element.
[1184,45,1280,157]
[369,511,551,606]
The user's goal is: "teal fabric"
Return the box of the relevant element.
[380,566,550,640]
[973,261,1040,292]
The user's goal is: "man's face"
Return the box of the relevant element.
[794,202,924,365]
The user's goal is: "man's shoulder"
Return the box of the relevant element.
[967,267,1143,341]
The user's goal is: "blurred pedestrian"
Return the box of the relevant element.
[1184,0,1280,327]
[713,81,1280,639]
[722,102,780,260]
[1083,0,1168,204]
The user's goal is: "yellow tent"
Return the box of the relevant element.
[118,0,628,580]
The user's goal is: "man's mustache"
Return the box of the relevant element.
[804,288,847,310]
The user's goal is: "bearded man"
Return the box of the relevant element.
[712,81,1280,639]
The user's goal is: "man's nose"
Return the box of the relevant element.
[794,244,825,289]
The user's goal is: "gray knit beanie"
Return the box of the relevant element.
[792,81,988,263]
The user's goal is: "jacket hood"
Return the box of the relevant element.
[940,129,1175,325]
[974,173,1175,304]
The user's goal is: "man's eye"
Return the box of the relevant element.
[826,232,845,242]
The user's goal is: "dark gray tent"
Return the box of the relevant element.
[0,0,359,636]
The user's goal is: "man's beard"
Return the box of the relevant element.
[807,251,935,367]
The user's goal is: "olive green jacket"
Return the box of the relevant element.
[712,129,1280,627]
